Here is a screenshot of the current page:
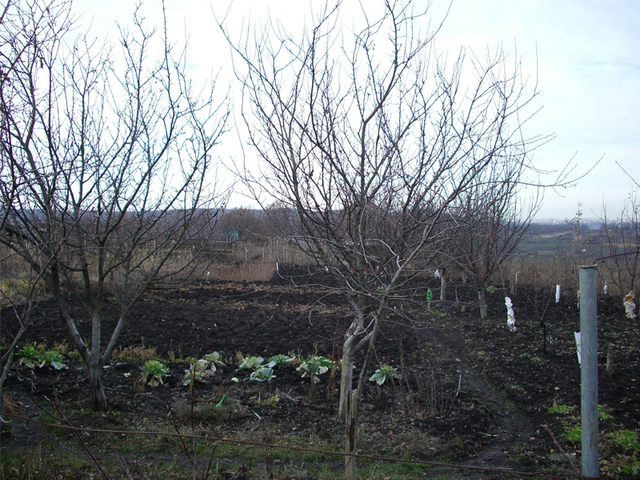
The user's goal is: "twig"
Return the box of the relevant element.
[51,396,111,480]
[201,444,217,480]
[168,408,196,467]
[544,425,582,480]
[115,451,133,480]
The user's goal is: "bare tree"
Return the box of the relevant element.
[1,1,229,410]
[222,1,561,477]
[446,156,540,319]
[600,189,640,296]
[216,207,268,243]
[0,0,75,423]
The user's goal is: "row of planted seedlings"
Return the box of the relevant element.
[8,345,398,456]
[157,351,400,399]
[10,343,400,396]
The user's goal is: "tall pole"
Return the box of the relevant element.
[579,265,598,478]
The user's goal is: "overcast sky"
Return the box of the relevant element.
[74,0,640,221]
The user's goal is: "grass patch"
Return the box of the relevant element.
[548,403,573,414]
[609,430,640,451]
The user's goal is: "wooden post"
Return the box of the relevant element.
[606,343,614,379]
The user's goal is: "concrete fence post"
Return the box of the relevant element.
[579,265,598,478]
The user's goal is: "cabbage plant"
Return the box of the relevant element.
[142,360,168,386]
[369,364,399,385]
[17,346,67,370]
[250,367,275,382]
[17,346,41,369]
[268,354,294,367]
[239,356,264,370]
[183,352,221,386]
[297,356,332,384]
[203,351,226,366]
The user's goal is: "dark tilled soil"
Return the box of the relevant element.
[2,265,639,479]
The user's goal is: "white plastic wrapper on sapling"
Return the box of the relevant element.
[504,296,516,332]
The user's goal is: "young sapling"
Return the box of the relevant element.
[624,291,637,319]
[505,297,517,332]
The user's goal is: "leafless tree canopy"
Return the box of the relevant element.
[221,1,559,476]
[600,190,640,295]
[1,0,229,410]
[446,156,541,318]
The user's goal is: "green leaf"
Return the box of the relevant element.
[215,395,227,408]
[297,356,332,381]
[250,367,275,382]
[268,354,294,367]
[239,356,264,369]
[369,364,399,385]
[203,351,225,366]
[142,360,168,385]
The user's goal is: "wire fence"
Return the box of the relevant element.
[2,412,576,480]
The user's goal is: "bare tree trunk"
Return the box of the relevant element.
[440,267,447,301]
[0,323,28,431]
[478,288,488,320]
[339,333,357,419]
[88,359,107,411]
[344,390,359,480]
[89,311,107,410]
[342,317,380,479]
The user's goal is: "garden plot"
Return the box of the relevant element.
[2,266,639,479]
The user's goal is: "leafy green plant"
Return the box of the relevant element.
[369,364,399,385]
[141,360,168,387]
[17,345,41,368]
[183,356,218,386]
[239,356,264,370]
[182,370,201,386]
[250,366,275,382]
[67,350,81,359]
[203,351,226,366]
[17,346,67,370]
[267,354,294,367]
[297,356,332,384]
[38,350,67,370]
[622,459,640,477]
